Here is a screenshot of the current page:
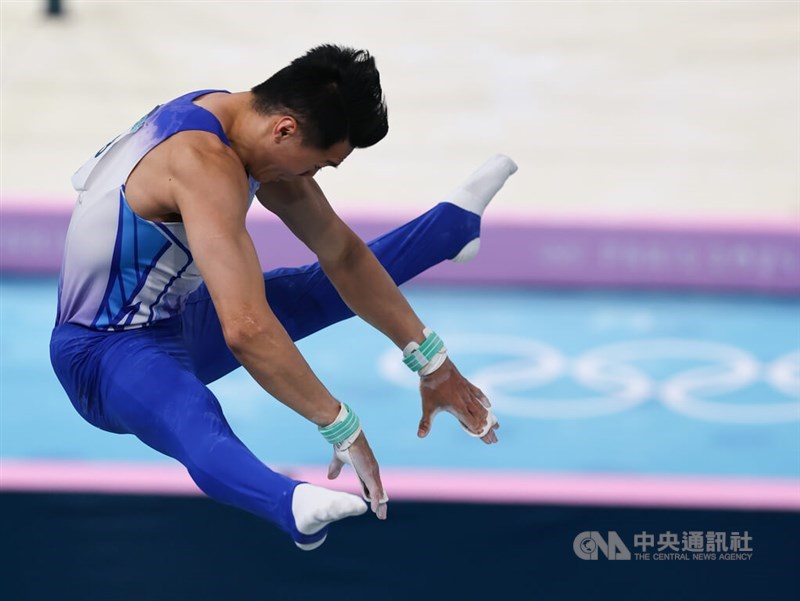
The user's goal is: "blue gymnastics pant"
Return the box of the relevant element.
[50,202,480,543]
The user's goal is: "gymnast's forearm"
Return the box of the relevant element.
[320,239,427,348]
[225,319,341,427]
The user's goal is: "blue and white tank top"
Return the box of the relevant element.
[56,90,260,331]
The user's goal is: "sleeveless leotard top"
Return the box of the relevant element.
[56,90,260,331]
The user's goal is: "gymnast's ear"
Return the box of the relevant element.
[272,116,299,143]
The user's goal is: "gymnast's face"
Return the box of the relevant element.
[250,115,352,183]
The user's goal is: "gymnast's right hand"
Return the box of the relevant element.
[418,358,500,445]
[327,431,388,520]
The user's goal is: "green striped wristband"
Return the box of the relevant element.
[318,403,361,445]
[403,330,445,373]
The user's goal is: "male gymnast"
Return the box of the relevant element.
[50,44,517,550]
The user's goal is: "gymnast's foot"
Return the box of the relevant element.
[447,154,518,263]
[291,483,368,551]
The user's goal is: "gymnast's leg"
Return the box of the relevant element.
[184,154,517,384]
[50,322,366,551]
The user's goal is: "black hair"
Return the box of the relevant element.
[251,44,388,149]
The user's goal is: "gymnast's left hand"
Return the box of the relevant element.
[417,359,500,445]
[327,431,389,519]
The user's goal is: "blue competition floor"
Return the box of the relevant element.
[1,277,798,479]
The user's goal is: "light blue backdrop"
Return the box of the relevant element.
[2,277,798,478]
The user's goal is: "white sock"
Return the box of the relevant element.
[445,154,518,218]
[291,483,368,551]
[446,154,518,263]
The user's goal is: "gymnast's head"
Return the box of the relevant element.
[249,44,389,181]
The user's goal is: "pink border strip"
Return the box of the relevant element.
[4,197,798,234]
[2,460,797,511]
[3,200,800,293]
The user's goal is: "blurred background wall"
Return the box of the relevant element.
[2,0,798,221]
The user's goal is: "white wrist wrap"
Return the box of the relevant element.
[402,327,448,376]
[319,403,362,451]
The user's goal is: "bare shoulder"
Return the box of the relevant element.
[152,132,251,227]
[126,130,249,223]
[168,131,249,197]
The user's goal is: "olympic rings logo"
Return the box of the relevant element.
[378,337,800,424]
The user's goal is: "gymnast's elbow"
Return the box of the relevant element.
[221,310,274,357]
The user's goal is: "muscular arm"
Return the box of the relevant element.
[258,177,498,443]
[171,138,340,427]
[257,177,426,348]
